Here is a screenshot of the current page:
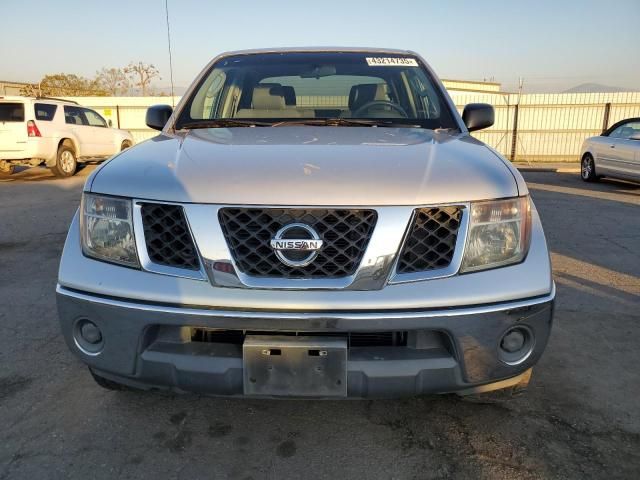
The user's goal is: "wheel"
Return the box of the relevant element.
[581,154,599,182]
[50,144,77,177]
[89,368,128,391]
[0,161,16,175]
[120,140,132,151]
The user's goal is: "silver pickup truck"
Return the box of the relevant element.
[57,48,554,399]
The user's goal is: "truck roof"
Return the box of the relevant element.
[216,46,416,57]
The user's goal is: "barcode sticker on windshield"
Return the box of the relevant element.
[366,57,418,67]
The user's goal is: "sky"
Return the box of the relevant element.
[1,0,638,93]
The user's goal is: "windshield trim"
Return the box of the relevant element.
[170,49,466,133]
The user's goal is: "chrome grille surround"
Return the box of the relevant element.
[132,201,207,281]
[397,206,463,274]
[388,205,469,285]
[129,202,468,289]
[218,208,377,279]
[140,203,200,270]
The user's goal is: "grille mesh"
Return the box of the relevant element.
[397,207,462,274]
[218,208,377,278]
[191,329,408,347]
[140,203,200,270]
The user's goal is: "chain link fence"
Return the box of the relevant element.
[450,91,640,163]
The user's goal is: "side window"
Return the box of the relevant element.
[609,126,624,138]
[609,122,640,139]
[0,103,25,122]
[190,70,227,119]
[34,103,57,121]
[83,108,107,128]
[623,122,640,138]
[64,106,87,126]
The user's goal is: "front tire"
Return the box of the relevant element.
[89,368,128,391]
[50,144,77,177]
[0,161,16,175]
[459,368,532,403]
[581,154,599,182]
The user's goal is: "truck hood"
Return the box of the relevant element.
[89,127,519,205]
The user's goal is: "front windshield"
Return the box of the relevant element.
[176,52,458,129]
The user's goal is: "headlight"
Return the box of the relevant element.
[81,193,139,267]
[461,196,531,272]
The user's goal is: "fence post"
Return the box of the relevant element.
[601,102,611,133]
[116,105,121,129]
[510,103,519,161]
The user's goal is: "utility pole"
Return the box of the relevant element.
[510,77,524,162]
[165,0,175,107]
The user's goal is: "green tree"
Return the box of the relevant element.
[20,73,107,97]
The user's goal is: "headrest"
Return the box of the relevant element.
[348,83,389,110]
[252,86,285,110]
[282,86,296,106]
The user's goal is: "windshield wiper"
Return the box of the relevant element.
[178,118,425,129]
[178,119,272,129]
[271,118,422,128]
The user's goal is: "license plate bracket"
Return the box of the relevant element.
[243,335,347,397]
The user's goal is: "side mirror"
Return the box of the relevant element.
[107,119,113,128]
[629,132,640,141]
[146,104,173,131]
[462,103,494,132]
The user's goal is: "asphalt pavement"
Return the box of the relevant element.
[1,165,639,480]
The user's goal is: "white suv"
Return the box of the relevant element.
[0,96,134,177]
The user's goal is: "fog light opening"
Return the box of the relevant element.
[498,326,534,366]
[73,319,104,356]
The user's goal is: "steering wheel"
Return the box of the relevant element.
[353,100,408,118]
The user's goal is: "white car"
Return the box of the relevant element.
[580,117,640,183]
[0,96,134,177]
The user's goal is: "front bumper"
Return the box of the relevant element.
[57,285,554,398]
